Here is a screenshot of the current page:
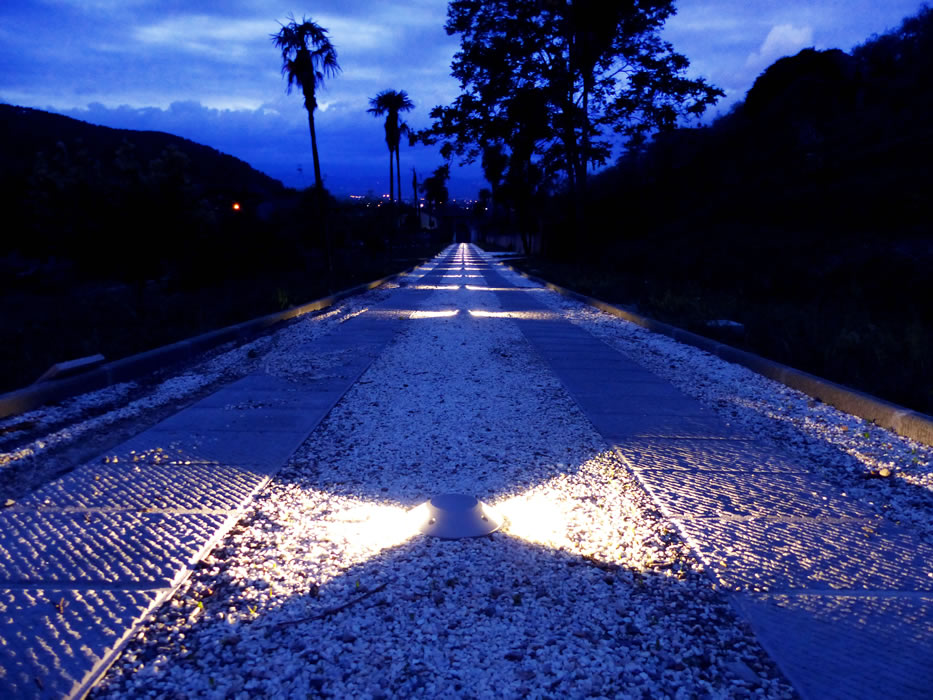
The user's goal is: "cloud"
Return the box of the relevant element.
[745,24,814,71]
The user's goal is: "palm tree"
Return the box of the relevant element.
[367,89,414,202]
[272,16,339,190]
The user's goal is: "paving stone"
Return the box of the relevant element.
[15,458,266,512]
[616,438,800,472]
[591,412,749,440]
[557,378,682,398]
[149,403,328,434]
[110,428,314,473]
[194,374,347,408]
[675,518,933,592]
[575,394,714,417]
[0,587,160,700]
[636,471,876,519]
[0,511,226,586]
[733,592,933,700]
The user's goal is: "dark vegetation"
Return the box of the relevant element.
[472,5,933,415]
[0,105,445,395]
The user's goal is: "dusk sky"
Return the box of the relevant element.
[0,0,928,199]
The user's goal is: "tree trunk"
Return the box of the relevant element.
[395,146,402,204]
[307,107,323,190]
[388,148,394,202]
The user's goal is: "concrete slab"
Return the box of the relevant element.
[149,404,328,434]
[194,374,349,407]
[616,438,800,472]
[540,356,652,374]
[675,518,933,592]
[16,459,266,512]
[593,412,749,440]
[110,428,314,473]
[572,394,713,417]
[637,471,876,519]
[733,592,933,700]
[0,587,160,700]
[0,511,225,586]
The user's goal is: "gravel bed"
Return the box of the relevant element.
[94,247,795,699]
[511,263,933,544]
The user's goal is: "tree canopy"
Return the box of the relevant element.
[425,0,723,207]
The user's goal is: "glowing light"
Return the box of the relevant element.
[409,310,460,319]
[494,492,570,550]
[468,310,562,320]
[232,202,241,211]
[319,500,424,562]
[465,285,545,292]
[409,284,461,291]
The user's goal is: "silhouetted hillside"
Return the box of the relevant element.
[0,104,285,198]
[530,5,933,414]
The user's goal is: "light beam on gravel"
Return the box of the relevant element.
[468,310,562,320]
[464,285,545,292]
[315,499,425,565]
[409,310,460,319]
[492,491,571,550]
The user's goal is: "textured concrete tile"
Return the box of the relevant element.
[565,380,684,399]
[0,587,159,699]
[593,413,748,440]
[734,592,933,700]
[195,374,346,408]
[636,471,875,519]
[0,511,226,586]
[675,519,933,592]
[110,429,312,472]
[577,394,713,417]
[16,458,266,512]
[617,439,799,472]
[149,404,328,434]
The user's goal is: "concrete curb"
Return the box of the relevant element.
[0,265,424,420]
[503,262,933,448]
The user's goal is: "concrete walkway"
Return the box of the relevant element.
[1,243,931,699]
[0,253,456,698]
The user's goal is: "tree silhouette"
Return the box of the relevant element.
[368,89,414,202]
[430,0,723,236]
[421,164,450,211]
[272,16,340,191]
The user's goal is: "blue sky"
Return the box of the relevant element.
[0,0,927,198]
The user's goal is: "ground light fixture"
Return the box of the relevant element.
[413,493,502,539]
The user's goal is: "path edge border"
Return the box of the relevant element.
[0,264,426,420]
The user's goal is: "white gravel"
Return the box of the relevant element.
[92,246,797,698]
[14,243,931,697]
